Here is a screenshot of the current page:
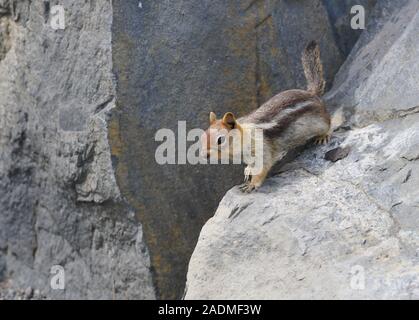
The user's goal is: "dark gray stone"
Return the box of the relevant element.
[325,146,351,162]
[322,0,377,56]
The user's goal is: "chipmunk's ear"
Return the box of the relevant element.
[222,112,236,129]
[209,112,217,124]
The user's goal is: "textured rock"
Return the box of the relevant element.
[110,0,367,299]
[326,0,419,126]
[0,280,47,300]
[0,0,386,300]
[322,0,377,56]
[0,1,154,299]
[186,116,419,299]
[185,0,419,299]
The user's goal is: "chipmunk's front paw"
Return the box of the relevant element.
[314,134,331,145]
[239,182,256,193]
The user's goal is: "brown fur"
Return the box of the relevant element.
[241,90,314,124]
[202,41,331,192]
[301,40,325,96]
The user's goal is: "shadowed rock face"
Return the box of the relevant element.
[110,0,372,299]
[185,0,419,299]
[321,0,378,55]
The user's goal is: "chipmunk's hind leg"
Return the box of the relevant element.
[314,132,331,145]
[314,119,332,145]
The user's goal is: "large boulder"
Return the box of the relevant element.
[0,1,155,299]
[185,0,419,299]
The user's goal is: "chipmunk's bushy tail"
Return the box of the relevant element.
[301,40,325,96]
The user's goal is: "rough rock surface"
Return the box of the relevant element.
[326,0,419,126]
[0,1,155,299]
[0,0,384,300]
[185,0,419,299]
[0,280,47,300]
[110,0,373,299]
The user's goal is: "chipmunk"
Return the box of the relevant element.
[202,41,331,192]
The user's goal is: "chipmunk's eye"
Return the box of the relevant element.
[217,135,226,146]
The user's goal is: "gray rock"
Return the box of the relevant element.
[326,0,419,126]
[0,1,155,299]
[0,0,392,299]
[0,280,46,300]
[322,0,377,56]
[185,114,419,299]
[185,0,419,299]
[110,0,367,298]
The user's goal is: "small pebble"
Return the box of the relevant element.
[25,287,33,299]
[325,146,351,162]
